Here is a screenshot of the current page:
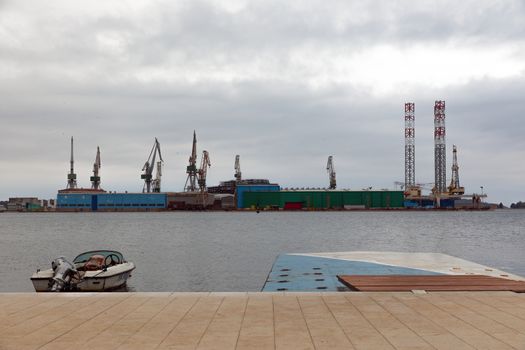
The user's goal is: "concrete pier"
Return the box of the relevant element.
[1,292,525,349]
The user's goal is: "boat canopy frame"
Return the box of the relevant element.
[73,250,125,264]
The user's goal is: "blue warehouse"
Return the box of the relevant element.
[57,190,167,211]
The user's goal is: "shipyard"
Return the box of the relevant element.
[1,101,493,213]
[2,1,525,349]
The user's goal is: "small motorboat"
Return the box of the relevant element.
[31,250,135,292]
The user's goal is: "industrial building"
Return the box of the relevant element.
[4,197,55,212]
[235,183,281,208]
[57,191,166,211]
[49,105,488,213]
[239,190,404,210]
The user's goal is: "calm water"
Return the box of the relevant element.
[0,210,524,292]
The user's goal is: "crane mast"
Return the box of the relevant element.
[152,161,162,193]
[90,146,101,190]
[448,145,465,195]
[234,155,241,182]
[184,131,198,192]
[67,136,77,189]
[141,138,163,193]
[197,150,211,191]
[326,156,336,189]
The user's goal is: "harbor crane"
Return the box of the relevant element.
[447,145,465,195]
[141,138,163,193]
[326,156,336,189]
[67,136,77,189]
[197,150,211,191]
[90,146,101,190]
[234,155,241,182]
[184,131,198,192]
[152,160,162,193]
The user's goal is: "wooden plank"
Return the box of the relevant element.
[343,286,525,291]
[340,275,525,284]
[338,275,525,292]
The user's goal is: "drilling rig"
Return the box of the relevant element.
[141,138,163,193]
[234,155,241,182]
[184,131,198,192]
[197,150,211,191]
[326,156,336,189]
[447,145,465,195]
[67,137,77,189]
[90,146,101,190]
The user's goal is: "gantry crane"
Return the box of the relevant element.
[447,145,465,195]
[184,131,198,192]
[90,146,101,190]
[234,155,241,182]
[141,138,163,193]
[67,137,77,189]
[197,150,211,191]
[326,156,336,189]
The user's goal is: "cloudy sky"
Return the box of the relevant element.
[1,0,524,205]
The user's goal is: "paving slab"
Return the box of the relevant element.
[0,292,524,350]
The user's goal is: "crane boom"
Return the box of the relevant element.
[90,146,101,190]
[184,131,198,191]
[152,161,162,192]
[197,150,211,191]
[141,138,163,193]
[67,137,77,189]
[326,156,336,189]
[234,155,241,182]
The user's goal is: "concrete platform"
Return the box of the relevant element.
[2,292,525,349]
[263,252,524,292]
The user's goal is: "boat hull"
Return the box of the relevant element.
[31,262,135,292]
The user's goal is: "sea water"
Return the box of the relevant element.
[0,210,523,292]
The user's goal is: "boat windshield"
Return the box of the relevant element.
[73,250,124,264]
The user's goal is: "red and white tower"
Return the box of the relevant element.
[434,100,446,194]
[404,102,415,189]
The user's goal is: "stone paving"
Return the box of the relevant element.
[1,292,525,349]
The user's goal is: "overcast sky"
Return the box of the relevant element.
[1,0,524,205]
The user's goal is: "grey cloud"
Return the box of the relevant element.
[0,1,524,205]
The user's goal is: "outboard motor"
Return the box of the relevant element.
[50,257,77,292]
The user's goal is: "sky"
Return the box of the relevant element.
[0,0,524,205]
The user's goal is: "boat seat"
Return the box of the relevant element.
[83,255,105,271]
